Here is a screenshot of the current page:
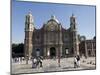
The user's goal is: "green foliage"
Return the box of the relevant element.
[12,43,24,57]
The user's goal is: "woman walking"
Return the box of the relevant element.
[77,55,80,67]
[74,56,78,68]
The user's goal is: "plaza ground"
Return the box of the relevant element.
[11,57,96,74]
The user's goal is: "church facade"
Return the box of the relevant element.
[24,12,79,58]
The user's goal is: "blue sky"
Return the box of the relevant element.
[12,0,96,43]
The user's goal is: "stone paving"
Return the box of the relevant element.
[11,57,96,74]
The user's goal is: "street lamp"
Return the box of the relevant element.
[26,54,29,64]
[58,49,60,67]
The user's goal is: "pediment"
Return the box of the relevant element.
[46,20,59,31]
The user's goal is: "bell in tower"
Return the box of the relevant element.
[25,10,34,31]
[70,13,77,31]
[70,14,76,24]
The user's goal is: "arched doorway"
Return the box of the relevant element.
[88,50,91,57]
[50,47,56,58]
[36,48,40,57]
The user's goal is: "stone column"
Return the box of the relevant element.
[85,41,88,58]
[91,41,94,56]
[28,44,33,58]
[56,47,58,58]
[43,31,47,58]
[60,46,62,57]
[59,28,63,57]
[43,47,47,58]
[72,32,79,56]
[47,47,50,58]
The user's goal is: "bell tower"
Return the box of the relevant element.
[24,11,34,58]
[70,14,79,56]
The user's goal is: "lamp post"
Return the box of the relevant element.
[58,29,61,67]
[26,54,29,64]
[58,48,60,67]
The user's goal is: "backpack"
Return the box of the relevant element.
[77,56,80,61]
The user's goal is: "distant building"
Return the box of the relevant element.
[79,37,96,57]
[24,12,79,58]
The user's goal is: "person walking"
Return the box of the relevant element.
[32,57,37,68]
[74,56,77,68]
[36,56,43,68]
[76,55,80,67]
[39,56,43,67]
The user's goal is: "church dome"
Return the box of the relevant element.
[47,15,60,24]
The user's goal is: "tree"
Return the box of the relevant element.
[12,43,24,57]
